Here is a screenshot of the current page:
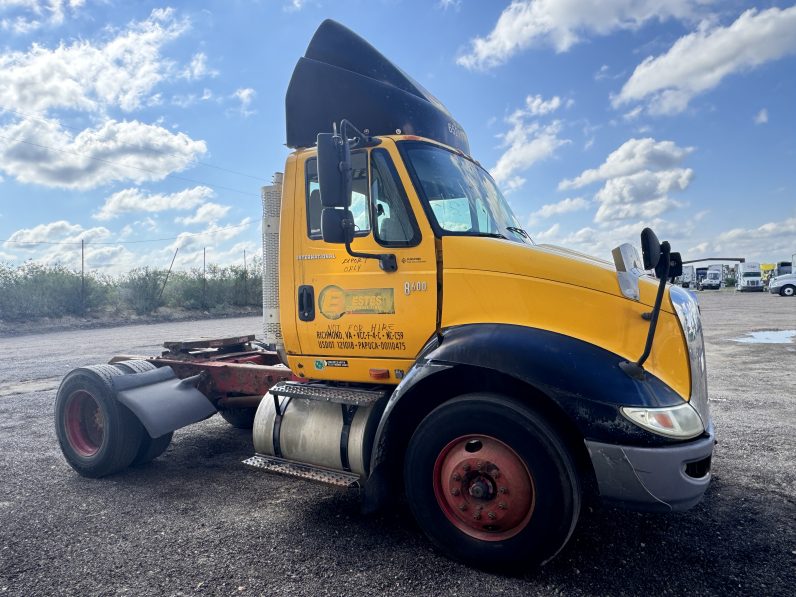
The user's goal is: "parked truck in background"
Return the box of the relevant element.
[699,265,722,290]
[52,20,714,571]
[736,262,763,292]
[680,265,695,288]
[696,267,708,287]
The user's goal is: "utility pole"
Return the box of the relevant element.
[158,247,179,304]
[203,247,207,309]
[243,249,248,306]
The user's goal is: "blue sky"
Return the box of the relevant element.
[1,0,794,273]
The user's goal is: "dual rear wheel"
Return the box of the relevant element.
[55,361,172,478]
[404,394,581,571]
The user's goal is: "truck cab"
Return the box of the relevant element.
[699,265,722,290]
[736,262,763,291]
[54,20,714,571]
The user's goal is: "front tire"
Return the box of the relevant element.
[404,394,581,571]
[55,365,145,478]
[781,285,795,297]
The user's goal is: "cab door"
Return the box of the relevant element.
[292,141,438,381]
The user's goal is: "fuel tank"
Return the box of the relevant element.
[252,393,381,477]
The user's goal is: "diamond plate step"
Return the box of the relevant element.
[243,454,361,488]
[269,381,386,407]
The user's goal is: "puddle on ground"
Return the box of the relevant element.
[731,330,796,344]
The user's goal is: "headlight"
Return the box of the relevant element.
[621,403,704,439]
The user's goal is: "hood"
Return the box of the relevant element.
[442,236,669,312]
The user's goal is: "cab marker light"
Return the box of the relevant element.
[620,403,704,439]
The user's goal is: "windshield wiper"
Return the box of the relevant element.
[506,226,530,239]
[475,232,508,239]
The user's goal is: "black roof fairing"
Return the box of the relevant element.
[285,19,470,155]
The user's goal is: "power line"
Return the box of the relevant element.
[1,221,255,246]
[0,133,261,198]
[0,105,269,182]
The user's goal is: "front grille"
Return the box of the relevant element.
[685,455,711,478]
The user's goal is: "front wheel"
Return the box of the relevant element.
[404,394,581,571]
[781,285,795,297]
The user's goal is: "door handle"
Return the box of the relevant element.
[298,285,315,321]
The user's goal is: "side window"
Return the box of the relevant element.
[305,152,370,240]
[371,149,420,246]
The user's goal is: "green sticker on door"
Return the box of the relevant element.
[317,285,395,320]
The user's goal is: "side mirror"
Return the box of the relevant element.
[317,132,352,208]
[640,227,661,271]
[667,252,683,279]
[321,208,354,244]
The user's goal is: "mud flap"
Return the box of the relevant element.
[111,367,217,439]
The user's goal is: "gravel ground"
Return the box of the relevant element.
[1,292,794,596]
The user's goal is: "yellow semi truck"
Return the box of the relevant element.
[54,20,714,570]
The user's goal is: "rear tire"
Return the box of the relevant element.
[781,285,795,297]
[219,407,257,429]
[404,393,581,571]
[55,364,145,478]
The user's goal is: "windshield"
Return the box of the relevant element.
[401,141,532,245]
[708,272,720,279]
[742,272,760,278]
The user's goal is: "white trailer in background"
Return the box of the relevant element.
[736,262,763,291]
[681,265,695,288]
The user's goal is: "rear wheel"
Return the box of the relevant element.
[55,365,145,478]
[219,407,257,429]
[781,285,795,297]
[404,394,581,571]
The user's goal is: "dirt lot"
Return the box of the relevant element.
[1,291,794,596]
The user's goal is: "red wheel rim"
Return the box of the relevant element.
[64,390,104,457]
[432,435,534,541]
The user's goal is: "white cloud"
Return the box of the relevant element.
[284,0,306,12]
[457,0,707,69]
[0,0,86,34]
[614,6,796,115]
[0,8,188,114]
[528,197,589,224]
[4,220,113,268]
[0,118,207,190]
[233,87,256,117]
[559,137,693,190]
[438,0,461,10]
[490,94,570,192]
[168,218,253,252]
[93,186,214,221]
[754,108,768,125]
[559,137,694,225]
[593,168,691,222]
[180,52,218,80]
[175,202,231,225]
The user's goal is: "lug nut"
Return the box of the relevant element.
[452,473,461,481]
[451,488,460,496]
[498,502,507,510]
[458,503,467,511]
[498,487,508,495]
[473,513,481,520]
[462,464,470,472]
[487,511,497,520]
[476,460,483,471]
